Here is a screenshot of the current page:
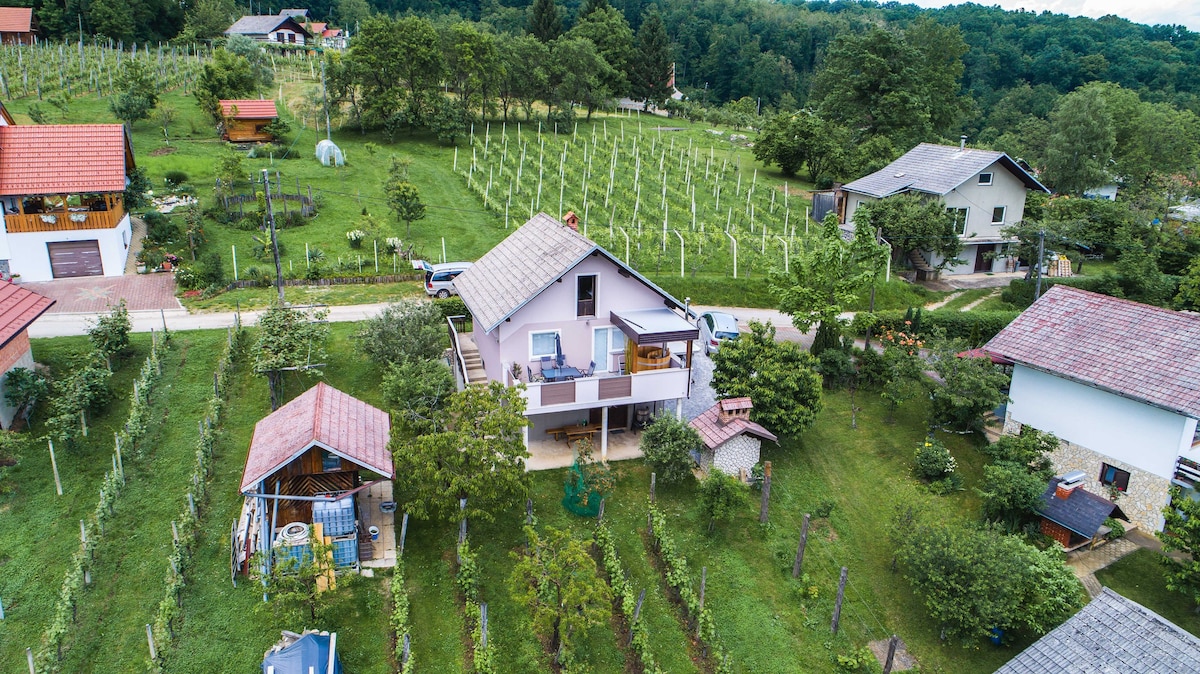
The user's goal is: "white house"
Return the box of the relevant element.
[985,285,1200,532]
[689,397,777,478]
[0,121,136,281]
[224,14,312,46]
[450,213,698,460]
[839,141,1049,276]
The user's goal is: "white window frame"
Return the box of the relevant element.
[991,206,1006,224]
[947,207,969,236]
[978,172,993,186]
[529,329,560,360]
[591,326,626,373]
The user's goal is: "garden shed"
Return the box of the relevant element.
[0,283,54,429]
[219,99,280,143]
[1037,471,1117,551]
[237,382,393,576]
[689,398,777,478]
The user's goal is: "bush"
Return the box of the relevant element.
[640,413,702,484]
[1000,276,1127,310]
[87,301,131,362]
[914,438,957,481]
[432,295,468,320]
[143,212,182,247]
[164,170,189,187]
[4,366,48,423]
[852,309,1019,344]
[816,349,855,389]
[1104,517,1126,540]
[355,300,444,366]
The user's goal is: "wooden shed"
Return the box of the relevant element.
[218,99,280,143]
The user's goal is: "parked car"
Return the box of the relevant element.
[415,260,472,298]
[697,311,739,354]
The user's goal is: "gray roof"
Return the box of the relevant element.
[225,14,310,36]
[842,143,1048,199]
[1037,478,1114,538]
[995,588,1200,674]
[454,213,684,334]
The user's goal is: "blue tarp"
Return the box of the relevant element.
[261,633,343,674]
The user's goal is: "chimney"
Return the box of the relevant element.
[960,135,968,150]
[718,398,752,425]
[563,211,579,231]
[1055,470,1087,499]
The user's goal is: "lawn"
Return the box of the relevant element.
[1095,548,1200,637]
[179,279,424,312]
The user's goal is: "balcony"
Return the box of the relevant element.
[6,194,126,234]
[505,352,690,414]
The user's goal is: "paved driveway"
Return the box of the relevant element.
[23,273,181,313]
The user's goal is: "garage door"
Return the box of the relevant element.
[48,241,103,278]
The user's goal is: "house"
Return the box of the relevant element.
[450,213,699,460]
[1037,471,1117,550]
[0,122,137,281]
[237,382,395,577]
[689,397,777,478]
[218,99,279,143]
[995,588,1200,673]
[321,26,348,50]
[0,7,34,45]
[224,14,311,46]
[837,140,1049,276]
[0,283,54,429]
[985,285,1200,532]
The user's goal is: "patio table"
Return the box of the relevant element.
[541,366,582,382]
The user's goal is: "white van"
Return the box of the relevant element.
[414,260,472,298]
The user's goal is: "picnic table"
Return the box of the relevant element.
[541,366,582,382]
[545,424,600,444]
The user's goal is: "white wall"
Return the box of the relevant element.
[0,214,132,282]
[1008,365,1193,479]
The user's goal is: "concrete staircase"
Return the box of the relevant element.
[908,249,940,281]
[456,334,488,385]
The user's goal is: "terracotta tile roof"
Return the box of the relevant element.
[689,401,778,450]
[985,285,1200,418]
[240,382,393,492]
[0,283,54,349]
[0,124,130,196]
[322,28,342,37]
[218,99,279,120]
[309,22,327,34]
[843,142,1048,198]
[719,397,753,412]
[0,7,32,33]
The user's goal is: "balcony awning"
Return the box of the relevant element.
[610,308,698,345]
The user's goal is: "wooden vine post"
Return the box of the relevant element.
[831,567,848,634]
[792,514,810,578]
[759,461,772,523]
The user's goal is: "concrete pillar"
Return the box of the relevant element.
[601,407,609,461]
[675,398,683,419]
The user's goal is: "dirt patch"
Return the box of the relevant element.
[868,637,918,671]
[149,146,177,156]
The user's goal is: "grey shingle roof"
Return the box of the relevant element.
[225,14,310,36]
[842,143,1048,198]
[985,285,1200,419]
[1037,478,1115,538]
[995,588,1200,674]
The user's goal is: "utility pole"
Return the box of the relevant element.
[1034,228,1045,301]
[320,59,331,141]
[262,169,285,303]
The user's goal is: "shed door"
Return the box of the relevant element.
[48,240,103,278]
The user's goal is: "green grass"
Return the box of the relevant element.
[181,280,424,312]
[940,288,996,311]
[1096,548,1200,636]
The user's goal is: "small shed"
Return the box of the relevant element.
[219,99,280,143]
[0,284,55,429]
[689,397,778,478]
[1037,472,1117,551]
[262,631,342,674]
[0,7,34,45]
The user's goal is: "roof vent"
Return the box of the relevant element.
[960,135,968,150]
[894,172,905,178]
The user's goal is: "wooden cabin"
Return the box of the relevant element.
[0,8,34,45]
[218,99,280,143]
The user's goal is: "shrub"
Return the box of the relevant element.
[914,438,957,482]
[355,300,444,366]
[164,170,189,187]
[143,213,182,247]
[853,309,1019,344]
[1104,517,1126,540]
[4,366,48,424]
[640,413,702,484]
[699,469,749,532]
[87,301,131,362]
[816,349,855,389]
[432,296,468,320]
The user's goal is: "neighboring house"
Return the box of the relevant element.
[985,285,1200,532]
[837,141,1049,276]
[224,14,311,45]
[321,27,348,50]
[278,8,310,19]
[451,213,699,460]
[0,7,34,45]
[995,588,1200,673]
[689,397,778,478]
[1084,183,1119,201]
[0,283,54,429]
[1037,472,1117,550]
[0,122,136,281]
[237,382,395,576]
[218,99,279,143]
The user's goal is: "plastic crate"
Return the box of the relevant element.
[312,497,356,537]
[331,537,358,568]
[274,544,312,569]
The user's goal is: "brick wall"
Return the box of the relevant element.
[1041,518,1073,547]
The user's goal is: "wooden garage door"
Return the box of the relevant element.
[48,240,103,278]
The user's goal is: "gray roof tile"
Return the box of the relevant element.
[226,14,309,36]
[1037,479,1115,538]
[842,143,1048,198]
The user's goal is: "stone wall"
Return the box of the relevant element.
[712,434,761,477]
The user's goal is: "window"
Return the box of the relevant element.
[592,326,626,372]
[530,331,559,359]
[991,206,1006,224]
[321,451,341,472]
[947,207,968,235]
[978,173,993,185]
[1100,463,1130,492]
[577,275,597,317]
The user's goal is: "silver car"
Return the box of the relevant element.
[697,311,739,354]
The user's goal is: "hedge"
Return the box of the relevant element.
[851,309,1019,344]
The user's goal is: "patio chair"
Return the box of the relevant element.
[581,360,595,377]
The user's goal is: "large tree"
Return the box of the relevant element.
[566,5,634,99]
[528,0,562,43]
[497,35,550,122]
[392,382,530,524]
[195,49,257,121]
[442,22,499,121]
[927,346,1010,432]
[752,110,851,182]
[548,38,615,120]
[1042,84,1116,196]
[853,194,964,271]
[710,321,822,438]
[629,8,672,108]
[180,0,237,41]
[253,303,330,410]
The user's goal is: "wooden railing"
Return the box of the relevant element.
[5,208,124,233]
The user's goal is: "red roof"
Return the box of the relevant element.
[689,400,778,450]
[0,283,54,350]
[240,382,393,492]
[309,22,327,34]
[322,28,342,38]
[0,125,130,196]
[0,7,32,33]
[719,397,753,412]
[218,99,279,120]
[985,285,1200,418]
[955,348,1014,365]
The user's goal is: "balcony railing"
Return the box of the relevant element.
[5,207,125,233]
[506,353,689,412]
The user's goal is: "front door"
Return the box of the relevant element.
[974,245,993,273]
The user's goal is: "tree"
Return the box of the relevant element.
[109,59,159,127]
[773,213,888,352]
[195,49,257,120]
[252,303,330,410]
[1042,85,1116,196]
[1159,487,1200,607]
[87,300,131,366]
[382,359,455,439]
[698,469,748,532]
[123,167,152,212]
[255,528,335,623]
[181,0,237,41]
[442,22,499,121]
[1113,223,1173,307]
[640,412,701,484]
[4,367,48,425]
[877,327,929,423]
[548,37,615,120]
[752,111,851,183]
[854,194,964,271]
[567,5,634,98]
[928,348,1010,432]
[498,36,550,122]
[90,0,134,42]
[1176,257,1200,311]
[155,105,177,145]
[333,0,371,29]
[509,526,612,665]
[710,321,822,438]
[528,0,562,43]
[629,8,672,108]
[355,299,444,367]
[392,382,530,524]
[383,156,426,237]
[978,461,1048,531]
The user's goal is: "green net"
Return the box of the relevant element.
[562,457,602,517]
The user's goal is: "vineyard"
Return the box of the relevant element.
[457,119,817,280]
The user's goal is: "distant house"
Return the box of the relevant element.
[218,99,279,143]
[836,141,1050,276]
[995,588,1200,673]
[278,8,310,19]
[0,7,34,45]
[689,397,777,478]
[0,283,54,429]
[0,122,137,281]
[224,14,311,46]
[1037,471,1117,551]
[321,26,348,50]
[985,285,1200,532]
[451,213,699,460]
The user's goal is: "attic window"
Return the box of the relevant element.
[978,173,994,185]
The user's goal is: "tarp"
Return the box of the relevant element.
[262,633,343,674]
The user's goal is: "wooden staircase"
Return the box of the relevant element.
[908,249,940,281]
